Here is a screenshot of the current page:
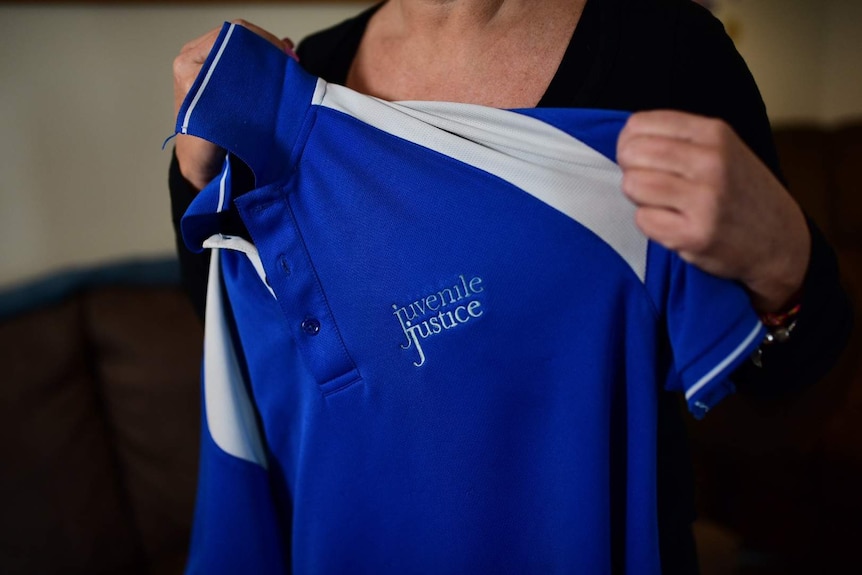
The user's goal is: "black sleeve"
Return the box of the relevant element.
[581,0,852,395]
[667,1,782,177]
[170,149,210,320]
[666,1,853,395]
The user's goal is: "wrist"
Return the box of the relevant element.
[745,208,811,314]
[175,134,225,191]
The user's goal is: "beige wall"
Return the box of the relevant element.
[0,3,372,288]
[719,0,826,123]
[820,0,862,122]
[718,0,862,124]
[0,1,860,288]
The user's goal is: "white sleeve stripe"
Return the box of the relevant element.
[181,23,236,135]
[684,321,764,400]
[216,155,230,213]
[203,250,268,468]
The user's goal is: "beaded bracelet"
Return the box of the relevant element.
[759,301,802,328]
[751,292,803,367]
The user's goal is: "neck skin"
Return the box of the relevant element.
[348,0,586,106]
[391,0,528,29]
[383,0,583,35]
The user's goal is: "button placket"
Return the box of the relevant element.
[235,186,361,394]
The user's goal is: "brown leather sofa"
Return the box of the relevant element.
[0,262,202,575]
[0,122,858,575]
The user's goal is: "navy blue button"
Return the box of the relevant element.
[301,317,321,336]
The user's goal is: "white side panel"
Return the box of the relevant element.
[203,250,268,468]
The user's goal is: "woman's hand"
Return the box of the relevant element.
[172,20,295,191]
[617,110,810,313]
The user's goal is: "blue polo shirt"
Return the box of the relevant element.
[177,23,764,575]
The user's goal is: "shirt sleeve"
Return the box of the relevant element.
[170,22,321,319]
[648,244,766,419]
